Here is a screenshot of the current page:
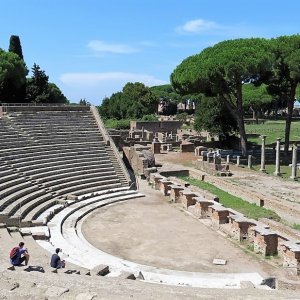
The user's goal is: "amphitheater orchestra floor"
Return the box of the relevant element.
[81,178,273,277]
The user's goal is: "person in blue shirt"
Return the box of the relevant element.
[11,242,30,266]
[50,248,65,269]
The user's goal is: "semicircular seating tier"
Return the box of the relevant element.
[32,191,263,288]
[0,105,131,227]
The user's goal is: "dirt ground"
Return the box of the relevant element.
[82,177,275,276]
[81,150,300,287]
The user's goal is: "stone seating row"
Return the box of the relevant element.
[3,148,107,164]
[13,155,109,171]
[37,188,265,288]
[0,141,105,158]
[0,173,123,226]
[0,160,122,224]
[28,163,113,180]
[9,151,108,168]
[10,120,99,128]
[23,160,113,177]
[0,107,129,226]
[0,228,127,280]
[0,184,39,211]
[45,189,145,270]
[150,173,300,276]
[1,178,125,226]
[35,166,115,183]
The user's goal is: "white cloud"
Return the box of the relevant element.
[60,72,167,86]
[176,18,220,34]
[87,40,138,54]
[59,72,168,104]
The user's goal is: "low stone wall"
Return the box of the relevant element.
[194,159,230,176]
[123,145,155,175]
[180,142,195,153]
[149,172,300,275]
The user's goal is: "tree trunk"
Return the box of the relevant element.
[236,83,247,155]
[223,84,247,156]
[255,110,259,124]
[284,86,296,155]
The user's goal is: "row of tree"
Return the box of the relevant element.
[0,35,68,104]
[171,35,300,155]
[99,82,158,119]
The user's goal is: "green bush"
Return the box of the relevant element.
[104,119,131,129]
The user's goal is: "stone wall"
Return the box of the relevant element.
[130,120,182,133]
[123,145,155,175]
[180,142,195,153]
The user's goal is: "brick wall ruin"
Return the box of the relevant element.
[148,173,300,276]
[123,144,156,175]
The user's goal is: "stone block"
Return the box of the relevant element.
[91,264,109,276]
[118,271,136,280]
[169,185,185,203]
[213,258,227,265]
[180,142,195,153]
[32,232,48,240]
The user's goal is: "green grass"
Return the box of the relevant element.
[292,224,300,231]
[179,176,281,221]
[246,119,300,145]
[251,164,293,179]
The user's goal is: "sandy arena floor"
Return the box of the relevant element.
[82,179,273,276]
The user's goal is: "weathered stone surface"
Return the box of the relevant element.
[213,259,227,265]
[91,264,109,276]
[118,271,136,280]
[75,292,96,300]
[45,286,69,297]
[240,281,255,289]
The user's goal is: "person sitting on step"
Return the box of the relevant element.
[50,248,65,269]
[10,242,30,267]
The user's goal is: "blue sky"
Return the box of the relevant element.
[1,0,300,105]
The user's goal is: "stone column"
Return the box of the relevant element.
[213,153,217,164]
[248,155,252,169]
[260,135,266,172]
[141,126,144,140]
[226,155,230,164]
[274,138,281,176]
[236,156,240,167]
[290,144,298,180]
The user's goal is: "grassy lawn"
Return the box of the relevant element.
[179,176,281,221]
[246,119,300,145]
[251,164,293,179]
[292,224,300,231]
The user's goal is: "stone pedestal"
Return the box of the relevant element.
[179,190,197,208]
[159,180,172,196]
[169,185,185,202]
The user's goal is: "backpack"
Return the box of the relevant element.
[10,247,19,260]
